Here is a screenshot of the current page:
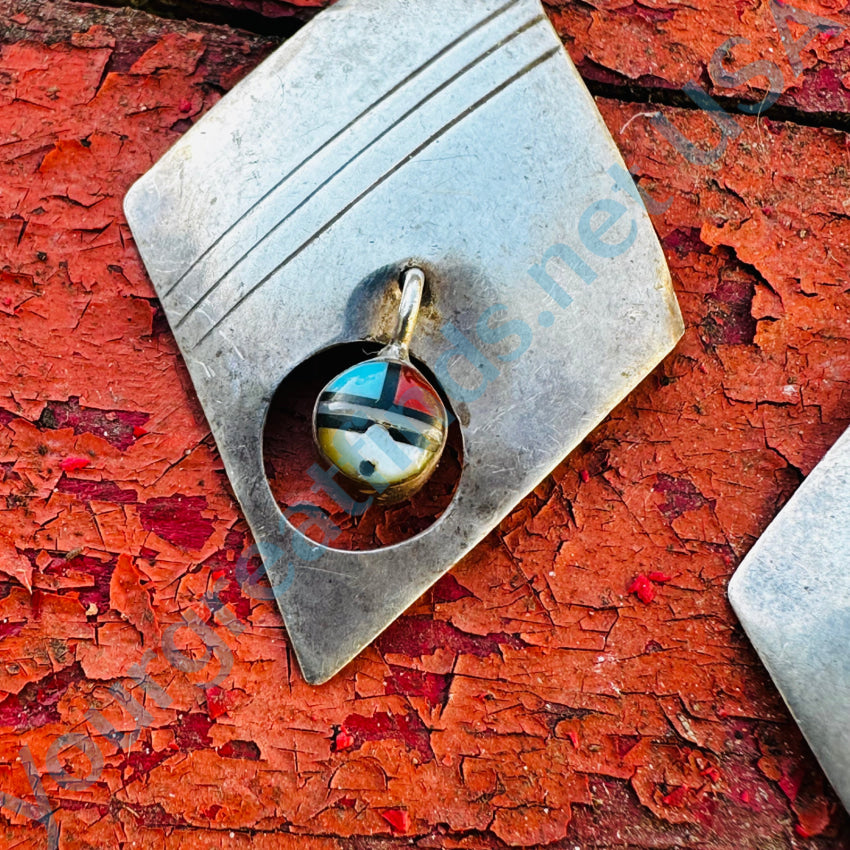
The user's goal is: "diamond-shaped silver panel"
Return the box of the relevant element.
[125,0,684,683]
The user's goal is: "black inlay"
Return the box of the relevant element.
[378,361,402,409]
[318,391,442,429]
[316,414,433,450]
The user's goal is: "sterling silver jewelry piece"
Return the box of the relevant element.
[124,0,684,683]
[729,425,850,812]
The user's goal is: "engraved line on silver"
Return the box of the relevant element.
[161,0,525,301]
[192,47,562,349]
[174,13,548,332]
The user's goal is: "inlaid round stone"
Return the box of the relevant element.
[313,358,448,500]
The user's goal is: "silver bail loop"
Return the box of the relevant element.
[383,266,425,361]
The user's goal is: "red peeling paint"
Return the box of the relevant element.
[700,766,721,783]
[375,615,525,659]
[40,397,149,451]
[343,711,434,763]
[653,473,710,520]
[0,665,84,731]
[217,740,261,760]
[647,571,673,583]
[662,786,689,807]
[60,456,90,472]
[628,574,656,604]
[56,477,138,503]
[137,495,215,550]
[172,713,215,752]
[334,729,354,751]
[780,769,806,803]
[430,573,472,603]
[204,686,229,719]
[380,808,410,833]
[385,665,450,708]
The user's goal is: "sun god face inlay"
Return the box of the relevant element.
[314,357,448,501]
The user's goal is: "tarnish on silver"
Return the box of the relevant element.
[124,0,684,684]
[729,426,850,813]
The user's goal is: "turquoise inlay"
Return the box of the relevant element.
[326,360,387,400]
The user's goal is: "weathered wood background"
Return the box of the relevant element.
[1,0,849,847]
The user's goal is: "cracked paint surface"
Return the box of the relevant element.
[0,0,849,848]
[160,0,850,116]
[550,0,850,115]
